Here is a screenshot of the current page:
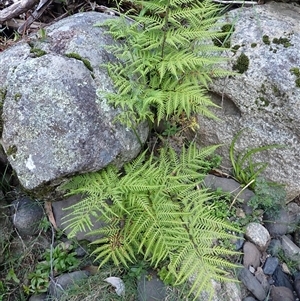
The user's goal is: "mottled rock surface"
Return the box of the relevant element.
[0,12,148,191]
[195,2,300,201]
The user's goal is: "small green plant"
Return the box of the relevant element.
[248,177,286,218]
[229,129,283,188]
[61,143,241,300]
[96,0,233,127]
[26,243,80,294]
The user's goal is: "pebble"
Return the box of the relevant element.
[238,267,267,301]
[281,235,300,262]
[48,271,89,299]
[243,241,261,269]
[245,223,270,251]
[263,208,288,237]
[243,297,258,301]
[263,257,279,275]
[272,266,294,291]
[270,286,295,301]
[11,196,44,236]
[294,272,300,299]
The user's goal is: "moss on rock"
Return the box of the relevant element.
[232,53,249,74]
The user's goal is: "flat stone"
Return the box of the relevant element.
[272,265,294,291]
[243,241,261,269]
[48,271,89,299]
[137,270,166,301]
[238,267,267,301]
[263,257,279,275]
[203,175,254,214]
[52,194,107,242]
[245,223,270,251]
[281,235,300,262]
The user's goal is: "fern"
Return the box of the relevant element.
[95,0,232,127]
[61,144,241,300]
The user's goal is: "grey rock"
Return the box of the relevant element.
[254,267,270,294]
[11,196,44,236]
[28,293,48,301]
[203,175,255,214]
[243,241,261,269]
[272,266,294,291]
[195,2,300,201]
[245,223,270,251]
[48,270,89,299]
[238,267,267,301]
[270,286,294,301]
[243,297,258,301]
[0,12,148,191]
[267,239,282,256]
[137,270,166,301]
[281,235,300,263]
[263,257,279,275]
[286,202,300,233]
[52,194,107,242]
[294,272,300,299]
[263,209,289,237]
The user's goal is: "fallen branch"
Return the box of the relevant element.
[0,0,39,23]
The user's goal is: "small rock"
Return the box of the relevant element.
[263,208,289,237]
[137,270,166,301]
[270,286,294,301]
[272,266,294,292]
[245,223,270,251]
[255,267,270,293]
[11,197,44,236]
[281,235,300,262]
[48,271,89,299]
[294,272,300,299]
[243,241,261,269]
[238,267,267,301]
[286,202,300,233]
[242,297,257,301]
[267,239,282,256]
[263,257,279,275]
[28,293,48,301]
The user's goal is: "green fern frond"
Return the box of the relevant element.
[62,143,241,300]
[97,0,232,126]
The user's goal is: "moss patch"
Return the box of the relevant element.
[262,35,270,45]
[251,43,257,48]
[6,145,17,157]
[65,53,93,72]
[232,53,249,74]
[272,37,292,48]
[30,48,47,57]
[290,67,300,88]
[0,87,7,102]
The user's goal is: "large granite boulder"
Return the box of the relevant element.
[196,2,300,201]
[0,12,148,192]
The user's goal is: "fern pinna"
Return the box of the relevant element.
[95,0,232,127]
[61,144,241,300]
